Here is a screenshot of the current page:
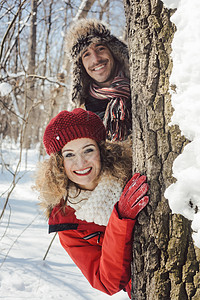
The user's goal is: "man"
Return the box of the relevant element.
[65,18,131,141]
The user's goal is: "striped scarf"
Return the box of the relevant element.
[89,70,131,141]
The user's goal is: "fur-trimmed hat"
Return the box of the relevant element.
[43,108,106,155]
[64,18,129,106]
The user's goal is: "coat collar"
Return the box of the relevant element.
[67,172,123,226]
[49,204,106,233]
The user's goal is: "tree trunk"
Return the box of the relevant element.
[27,0,37,91]
[73,0,96,20]
[42,0,53,80]
[99,0,110,21]
[123,0,200,299]
[24,0,38,149]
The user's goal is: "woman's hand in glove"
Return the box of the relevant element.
[118,173,149,219]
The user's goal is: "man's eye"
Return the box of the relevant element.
[83,52,89,58]
[98,46,105,51]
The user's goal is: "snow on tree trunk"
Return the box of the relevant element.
[123,0,200,299]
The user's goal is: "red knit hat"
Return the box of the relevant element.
[43,108,106,155]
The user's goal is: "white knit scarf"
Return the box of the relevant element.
[67,173,123,226]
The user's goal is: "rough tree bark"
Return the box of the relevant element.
[123,0,200,299]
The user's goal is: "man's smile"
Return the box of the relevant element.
[93,65,105,71]
[90,61,107,72]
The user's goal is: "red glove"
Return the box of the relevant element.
[118,173,149,219]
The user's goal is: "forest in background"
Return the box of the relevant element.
[0,0,125,154]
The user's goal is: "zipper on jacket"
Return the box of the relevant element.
[83,231,101,243]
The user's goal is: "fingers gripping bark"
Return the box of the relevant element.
[118,173,149,219]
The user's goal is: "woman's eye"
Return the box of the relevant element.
[64,153,74,158]
[84,148,94,154]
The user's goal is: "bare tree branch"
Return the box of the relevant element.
[26,73,68,88]
[0,98,25,122]
[0,213,39,268]
[43,233,57,260]
[2,14,31,68]
[0,0,28,64]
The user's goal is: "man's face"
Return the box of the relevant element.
[81,43,116,87]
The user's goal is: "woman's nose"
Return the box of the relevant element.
[75,153,87,168]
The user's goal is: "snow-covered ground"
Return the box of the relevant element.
[0,146,128,300]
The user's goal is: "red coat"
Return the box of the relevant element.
[49,202,136,298]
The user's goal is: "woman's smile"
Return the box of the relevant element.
[74,167,92,176]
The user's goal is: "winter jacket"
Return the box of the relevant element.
[49,202,135,298]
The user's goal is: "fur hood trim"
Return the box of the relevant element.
[64,18,130,106]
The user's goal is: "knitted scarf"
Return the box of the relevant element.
[66,172,123,226]
[89,70,131,141]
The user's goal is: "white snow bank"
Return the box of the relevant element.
[163,0,200,247]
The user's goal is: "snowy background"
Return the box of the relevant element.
[0,0,200,299]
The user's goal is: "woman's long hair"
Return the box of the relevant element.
[34,138,132,216]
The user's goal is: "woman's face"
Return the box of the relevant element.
[62,138,101,190]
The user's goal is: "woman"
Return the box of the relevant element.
[35,108,149,299]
